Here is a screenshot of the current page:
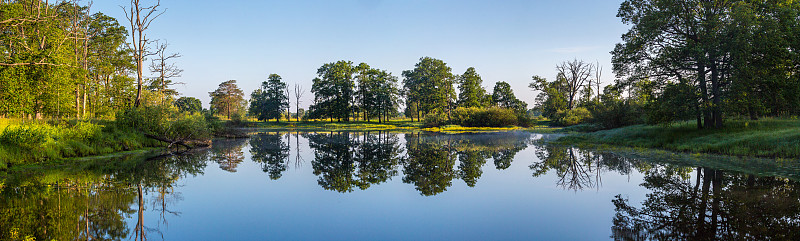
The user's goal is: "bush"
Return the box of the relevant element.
[591,101,644,129]
[0,124,51,149]
[423,111,450,128]
[115,106,218,144]
[451,107,518,127]
[555,107,592,126]
[116,105,173,134]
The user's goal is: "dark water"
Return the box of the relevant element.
[1,131,799,240]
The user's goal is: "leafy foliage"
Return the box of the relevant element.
[402,57,456,121]
[249,74,289,122]
[209,80,245,119]
[174,97,203,113]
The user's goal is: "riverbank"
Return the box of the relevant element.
[556,118,800,158]
[238,120,558,134]
[0,119,164,169]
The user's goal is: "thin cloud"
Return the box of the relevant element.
[548,46,598,53]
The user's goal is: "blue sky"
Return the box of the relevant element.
[92,0,629,109]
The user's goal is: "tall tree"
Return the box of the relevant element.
[556,59,594,110]
[309,61,357,122]
[402,57,455,121]
[530,75,568,119]
[294,84,305,121]
[492,81,527,114]
[249,74,288,122]
[209,80,245,119]
[457,67,489,108]
[87,12,131,117]
[148,40,182,105]
[609,0,800,128]
[356,65,400,123]
[123,0,163,108]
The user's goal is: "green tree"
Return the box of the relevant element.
[209,80,245,119]
[249,74,289,122]
[402,57,456,121]
[611,0,800,128]
[530,75,568,119]
[174,97,202,113]
[492,81,527,114]
[309,61,357,122]
[457,67,489,108]
[356,64,400,123]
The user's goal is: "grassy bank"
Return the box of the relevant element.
[241,119,557,133]
[557,118,800,158]
[0,119,163,169]
[0,107,219,168]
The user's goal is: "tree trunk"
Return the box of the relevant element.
[698,62,712,129]
[76,88,81,119]
[711,65,723,128]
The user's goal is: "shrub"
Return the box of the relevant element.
[0,124,51,149]
[451,107,518,127]
[555,107,592,126]
[169,113,213,141]
[591,101,644,129]
[116,106,173,134]
[423,111,450,127]
[117,106,217,142]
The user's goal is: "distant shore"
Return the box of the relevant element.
[554,118,800,159]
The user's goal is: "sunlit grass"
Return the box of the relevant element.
[244,119,553,133]
[558,118,800,158]
[0,119,162,168]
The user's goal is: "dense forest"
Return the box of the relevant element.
[0,0,184,119]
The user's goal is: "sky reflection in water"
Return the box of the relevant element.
[1,131,799,240]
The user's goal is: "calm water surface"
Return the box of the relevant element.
[1,131,799,240]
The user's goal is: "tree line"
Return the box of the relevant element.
[531,0,800,129]
[0,0,188,119]
[214,57,530,126]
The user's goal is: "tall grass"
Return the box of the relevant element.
[0,120,161,168]
[559,118,800,158]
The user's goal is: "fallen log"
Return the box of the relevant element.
[144,133,193,149]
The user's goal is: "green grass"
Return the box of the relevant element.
[0,119,163,168]
[558,118,800,158]
[242,119,558,134]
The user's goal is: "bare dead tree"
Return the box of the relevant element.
[594,62,603,101]
[123,0,164,108]
[149,40,183,104]
[556,59,594,109]
[294,84,305,121]
[285,86,291,121]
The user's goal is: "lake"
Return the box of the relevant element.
[1,131,799,240]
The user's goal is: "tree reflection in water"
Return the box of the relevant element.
[306,131,402,192]
[250,132,291,180]
[210,138,248,172]
[3,132,800,240]
[531,144,643,191]
[402,132,532,195]
[0,150,207,240]
[612,166,800,240]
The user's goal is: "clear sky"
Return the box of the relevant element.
[91,0,629,109]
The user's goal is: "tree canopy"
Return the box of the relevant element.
[249,74,289,122]
[209,80,245,119]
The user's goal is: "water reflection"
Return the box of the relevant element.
[307,131,402,192]
[210,138,247,172]
[531,145,644,191]
[612,166,800,240]
[250,132,290,180]
[2,132,800,240]
[0,151,207,240]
